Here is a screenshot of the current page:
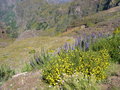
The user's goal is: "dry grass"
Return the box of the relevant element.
[0,38,14,48]
[0,36,74,72]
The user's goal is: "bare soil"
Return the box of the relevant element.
[0,71,47,90]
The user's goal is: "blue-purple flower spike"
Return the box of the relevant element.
[85,42,89,51]
[71,45,75,50]
[57,48,61,54]
[75,39,78,47]
[98,32,102,37]
[91,33,96,38]
[63,43,69,51]
[86,35,90,42]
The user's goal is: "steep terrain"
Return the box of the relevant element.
[0,5,120,73]
[0,0,120,90]
[0,0,120,37]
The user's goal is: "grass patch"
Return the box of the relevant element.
[0,36,74,72]
[0,65,15,86]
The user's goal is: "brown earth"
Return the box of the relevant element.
[0,71,47,90]
[1,65,120,90]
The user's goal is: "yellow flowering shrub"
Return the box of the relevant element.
[43,49,110,85]
[76,49,110,80]
[43,54,74,85]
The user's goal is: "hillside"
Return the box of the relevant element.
[0,36,74,71]
[63,6,120,36]
[0,0,120,90]
[0,0,120,37]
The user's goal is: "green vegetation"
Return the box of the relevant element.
[61,73,100,90]
[22,49,52,72]
[0,0,120,89]
[43,49,110,85]
[20,30,120,89]
[91,29,120,63]
[0,0,120,38]
[0,6,18,38]
[0,65,15,86]
[0,36,73,71]
[72,6,120,27]
[14,0,120,35]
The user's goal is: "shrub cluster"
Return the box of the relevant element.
[61,72,100,90]
[24,29,119,87]
[43,49,110,85]
[92,30,120,63]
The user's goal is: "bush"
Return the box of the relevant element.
[22,50,52,72]
[0,65,15,85]
[91,32,120,63]
[21,63,33,72]
[43,49,110,85]
[61,73,100,90]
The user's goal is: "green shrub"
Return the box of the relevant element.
[43,49,110,85]
[21,63,33,72]
[61,73,100,90]
[91,33,120,63]
[0,65,15,85]
[22,50,52,72]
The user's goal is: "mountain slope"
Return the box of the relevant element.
[0,36,74,71]
[1,0,120,38]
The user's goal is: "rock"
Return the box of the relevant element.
[80,25,86,29]
[12,72,28,78]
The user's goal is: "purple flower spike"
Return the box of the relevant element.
[85,42,89,51]
[91,33,96,38]
[63,43,69,51]
[86,35,90,42]
[83,33,86,38]
[72,46,75,50]
[75,40,78,47]
[98,33,102,37]
[86,42,89,48]
[57,48,61,54]
[77,40,81,46]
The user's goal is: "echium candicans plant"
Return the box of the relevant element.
[60,33,110,52]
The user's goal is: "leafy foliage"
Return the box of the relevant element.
[61,73,100,90]
[15,0,120,33]
[43,49,110,85]
[91,30,120,63]
[0,65,15,85]
[0,6,18,38]
[22,49,52,72]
